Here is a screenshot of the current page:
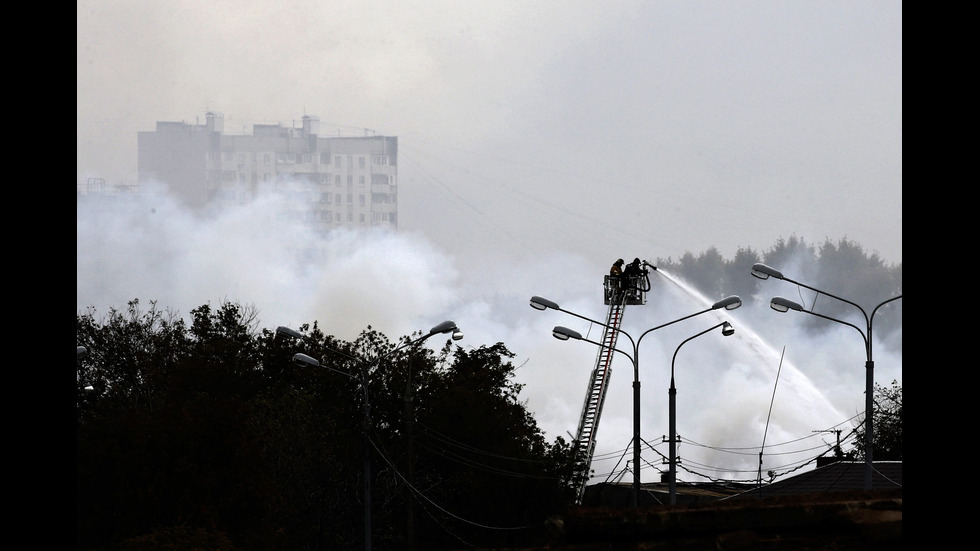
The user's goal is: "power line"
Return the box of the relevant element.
[369,437,541,532]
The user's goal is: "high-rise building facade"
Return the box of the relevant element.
[138,112,398,231]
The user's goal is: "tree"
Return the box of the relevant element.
[723,246,763,306]
[77,302,577,551]
[848,380,902,461]
[77,300,282,550]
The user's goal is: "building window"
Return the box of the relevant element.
[335,193,341,204]
[359,213,365,223]
[359,156,366,169]
[321,153,331,164]
[335,155,342,166]
[347,194,353,205]
[302,154,313,164]
[359,175,365,186]
[359,195,365,206]
[264,153,271,164]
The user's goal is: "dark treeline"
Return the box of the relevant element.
[653,236,902,350]
[76,302,579,551]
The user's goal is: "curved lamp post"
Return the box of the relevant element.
[404,321,462,551]
[668,321,734,504]
[532,294,741,507]
[276,320,462,551]
[751,263,902,490]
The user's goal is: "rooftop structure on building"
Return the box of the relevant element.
[138,112,398,232]
[77,177,139,197]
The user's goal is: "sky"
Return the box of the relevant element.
[77,1,902,486]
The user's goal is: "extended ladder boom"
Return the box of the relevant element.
[570,269,651,504]
[571,291,627,503]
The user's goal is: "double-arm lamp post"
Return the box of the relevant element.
[531,294,741,507]
[276,320,462,551]
[668,321,734,504]
[750,263,902,490]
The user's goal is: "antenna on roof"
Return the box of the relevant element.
[757,346,785,496]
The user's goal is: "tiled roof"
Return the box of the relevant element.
[730,460,902,498]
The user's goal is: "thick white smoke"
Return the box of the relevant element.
[77,184,901,484]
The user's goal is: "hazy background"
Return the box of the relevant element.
[77,1,902,484]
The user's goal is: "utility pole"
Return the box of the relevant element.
[813,429,843,459]
[405,358,416,551]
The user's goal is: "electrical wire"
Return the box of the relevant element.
[369,437,541,532]
[415,421,554,464]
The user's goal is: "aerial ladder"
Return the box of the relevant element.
[571,262,653,504]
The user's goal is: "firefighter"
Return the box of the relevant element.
[623,258,642,279]
[610,258,624,277]
[609,259,625,301]
[622,258,642,299]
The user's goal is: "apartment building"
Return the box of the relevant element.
[137,112,398,231]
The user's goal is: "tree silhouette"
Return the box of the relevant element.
[849,380,902,461]
[77,302,575,551]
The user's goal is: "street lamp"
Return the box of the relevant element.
[531,294,742,507]
[276,320,462,551]
[668,321,734,505]
[751,263,902,490]
[404,322,462,551]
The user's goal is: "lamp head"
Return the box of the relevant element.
[751,263,784,281]
[712,296,742,310]
[552,326,582,341]
[770,297,804,313]
[721,321,735,336]
[452,330,464,341]
[429,320,458,335]
[276,326,303,339]
[530,296,559,311]
[292,352,321,368]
